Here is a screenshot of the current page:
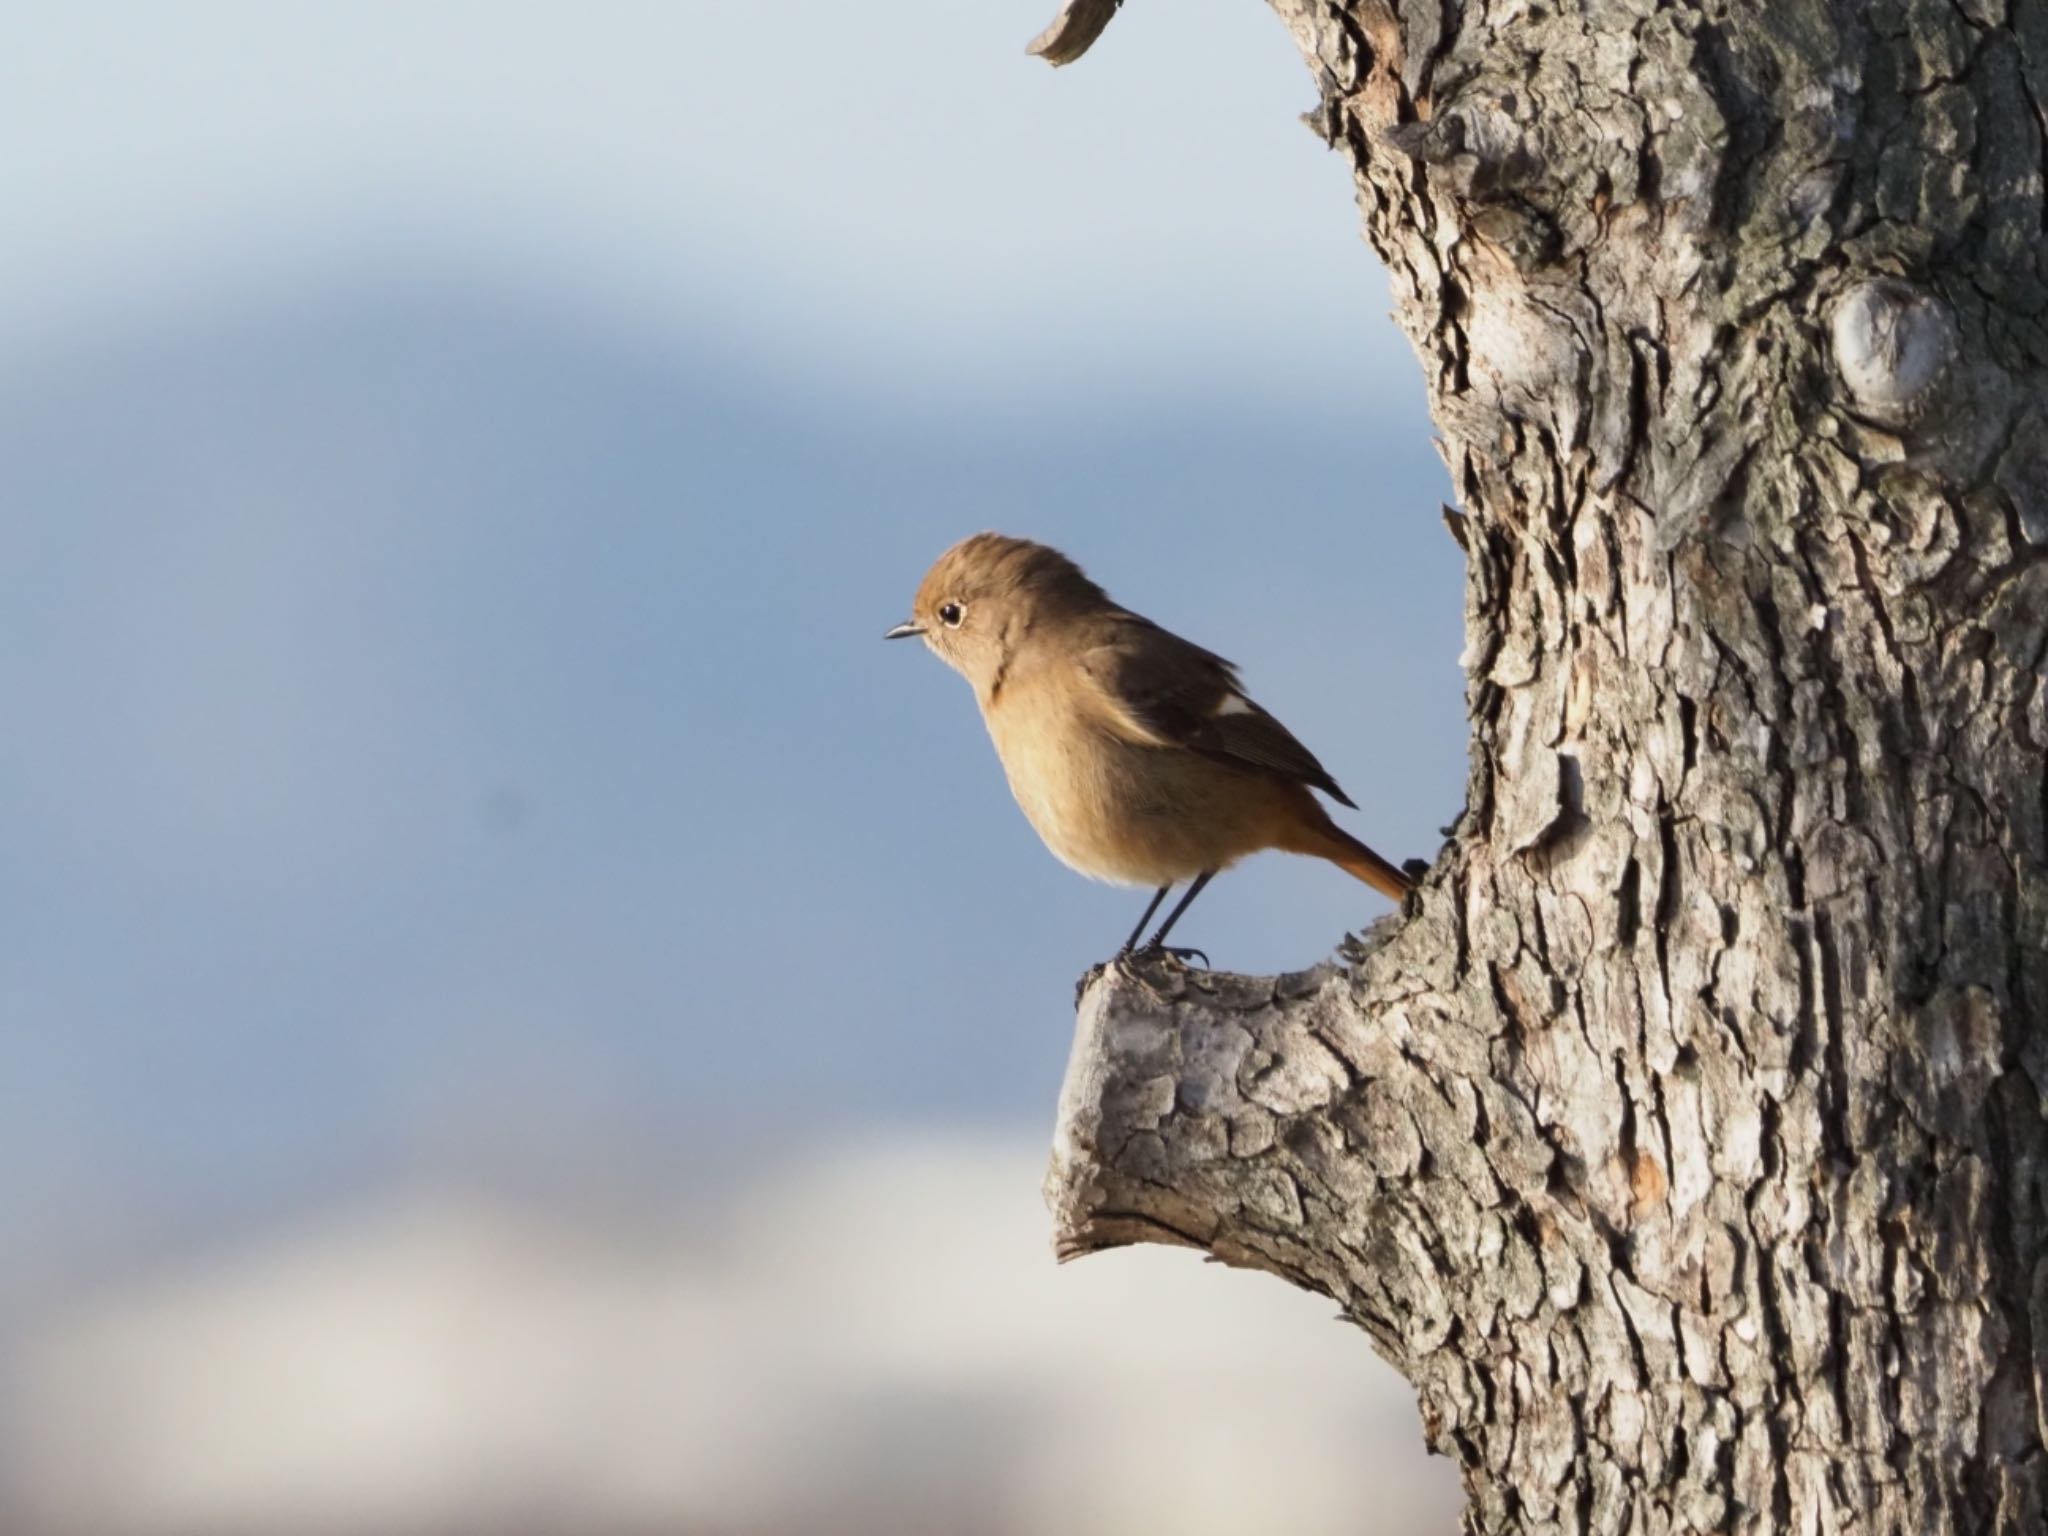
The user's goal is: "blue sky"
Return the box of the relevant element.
[0,5,1467,1530]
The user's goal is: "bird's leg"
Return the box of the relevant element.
[1139,870,1214,966]
[1118,886,1172,956]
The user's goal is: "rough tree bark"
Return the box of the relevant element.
[1031,2,2048,1532]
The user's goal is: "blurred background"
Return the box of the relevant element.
[0,3,1468,1532]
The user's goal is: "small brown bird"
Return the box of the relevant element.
[886,533,1413,959]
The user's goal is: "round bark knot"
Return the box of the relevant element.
[1829,278,1957,422]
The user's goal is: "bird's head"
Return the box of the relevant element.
[885,533,1107,693]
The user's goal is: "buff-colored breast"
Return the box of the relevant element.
[979,659,1284,887]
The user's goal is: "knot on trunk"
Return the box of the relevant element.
[1830,278,1958,424]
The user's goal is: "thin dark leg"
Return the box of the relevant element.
[1119,886,1172,955]
[1145,869,1216,953]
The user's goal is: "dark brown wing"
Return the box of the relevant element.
[1080,613,1357,808]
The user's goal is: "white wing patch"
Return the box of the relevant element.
[1214,691,1255,717]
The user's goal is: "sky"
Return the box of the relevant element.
[0,4,1468,1531]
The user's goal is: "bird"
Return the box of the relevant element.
[885,533,1413,961]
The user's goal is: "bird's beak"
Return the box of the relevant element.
[884,621,924,640]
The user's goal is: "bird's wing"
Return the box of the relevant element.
[1079,614,1357,808]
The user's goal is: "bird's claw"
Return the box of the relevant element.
[1115,942,1209,972]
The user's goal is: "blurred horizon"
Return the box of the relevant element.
[2,3,1468,1531]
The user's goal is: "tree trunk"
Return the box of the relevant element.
[1032,1,2048,1531]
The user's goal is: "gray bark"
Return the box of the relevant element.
[1032,2,2048,1531]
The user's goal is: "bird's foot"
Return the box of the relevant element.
[1095,944,1208,1005]
[1116,941,1209,971]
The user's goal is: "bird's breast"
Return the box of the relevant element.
[981,685,1250,887]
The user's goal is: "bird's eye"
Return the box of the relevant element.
[938,601,965,628]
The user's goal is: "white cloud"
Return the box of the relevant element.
[4,1135,1462,1535]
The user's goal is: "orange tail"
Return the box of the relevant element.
[1322,825,1415,900]
[1276,790,1415,900]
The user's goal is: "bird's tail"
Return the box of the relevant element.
[1277,791,1415,900]
[1322,826,1415,900]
